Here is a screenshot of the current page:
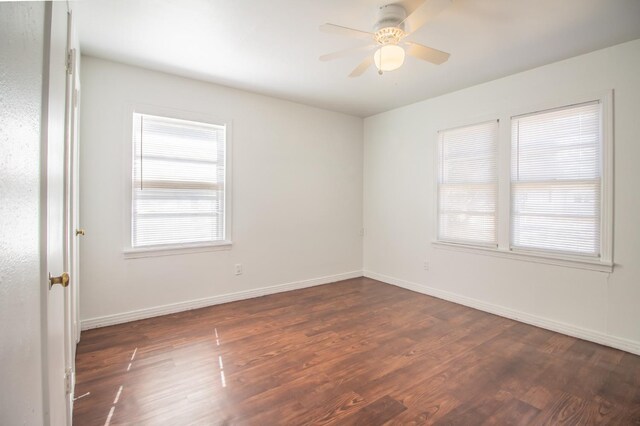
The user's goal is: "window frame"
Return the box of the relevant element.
[123,103,233,259]
[433,90,613,272]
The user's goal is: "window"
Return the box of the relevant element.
[434,92,612,270]
[131,112,229,249]
[437,120,498,246]
[511,102,602,256]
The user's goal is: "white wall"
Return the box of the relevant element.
[79,57,363,325]
[0,2,46,424]
[364,39,640,353]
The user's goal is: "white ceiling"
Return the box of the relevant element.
[73,0,640,117]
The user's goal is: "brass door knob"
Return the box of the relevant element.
[75,228,85,236]
[49,272,70,289]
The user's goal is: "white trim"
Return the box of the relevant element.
[363,270,640,356]
[600,90,614,265]
[497,114,512,250]
[123,240,232,259]
[81,270,363,330]
[436,117,499,134]
[508,89,612,120]
[511,99,600,120]
[432,240,613,272]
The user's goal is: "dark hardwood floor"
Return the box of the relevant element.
[73,278,640,425]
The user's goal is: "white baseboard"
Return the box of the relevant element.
[81,270,363,330]
[363,270,640,356]
[82,268,640,356]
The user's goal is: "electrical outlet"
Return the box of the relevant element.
[235,264,243,275]
[423,261,430,271]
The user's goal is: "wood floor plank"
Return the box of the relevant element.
[73,277,640,425]
[481,398,541,425]
[340,395,407,426]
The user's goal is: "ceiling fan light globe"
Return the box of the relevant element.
[374,44,405,72]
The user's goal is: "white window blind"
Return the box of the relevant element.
[438,120,498,245]
[511,101,601,256]
[132,113,226,248]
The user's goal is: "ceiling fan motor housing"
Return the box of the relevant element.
[374,4,407,45]
[375,4,407,32]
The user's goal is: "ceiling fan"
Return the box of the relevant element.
[319,0,452,77]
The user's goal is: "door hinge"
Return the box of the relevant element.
[66,49,76,75]
[64,368,75,395]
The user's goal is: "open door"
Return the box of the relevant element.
[68,12,82,351]
[43,2,76,424]
[65,6,83,419]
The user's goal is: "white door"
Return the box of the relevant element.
[68,14,82,351]
[71,73,82,345]
[65,7,82,420]
[44,2,73,425]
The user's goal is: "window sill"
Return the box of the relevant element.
[432,241,613,273]
[123,241,232,259]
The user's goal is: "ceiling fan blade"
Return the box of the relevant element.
[404,41,450,65]
[319,23,374,41]
[401,0,452,35]
[349,56,373,78]
[320,44,376,62]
